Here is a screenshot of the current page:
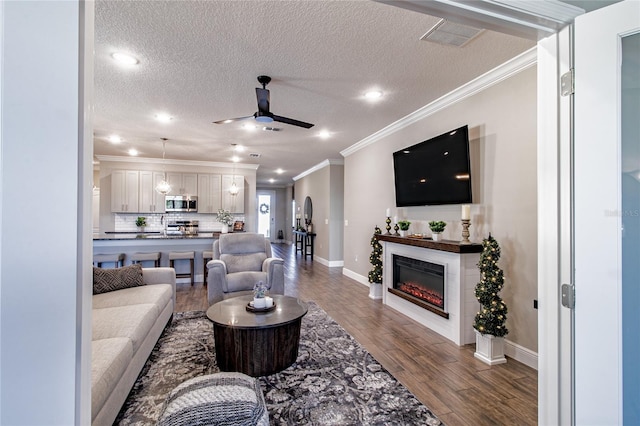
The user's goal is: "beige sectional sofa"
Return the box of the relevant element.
[91,267,176,426]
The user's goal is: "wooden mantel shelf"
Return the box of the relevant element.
[376,234,482,254]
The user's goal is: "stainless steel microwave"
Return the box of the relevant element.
[165,195,198,212]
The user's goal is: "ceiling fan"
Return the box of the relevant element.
[214,75,314,129]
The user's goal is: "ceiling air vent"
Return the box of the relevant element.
[249,153,261,158]
[262,126,282,132]
[420,19,483,47]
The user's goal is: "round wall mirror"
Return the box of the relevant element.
[304,196,313,223]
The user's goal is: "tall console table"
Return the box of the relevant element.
[293,230,316,259]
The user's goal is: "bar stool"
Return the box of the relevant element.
[93,253,125,268]
[169,251,195,286]
[202,250,213,286]
[129,252,161,268]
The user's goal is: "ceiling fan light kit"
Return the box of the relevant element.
[215,75,314,129]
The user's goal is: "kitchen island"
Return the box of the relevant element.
[93,232,220,284]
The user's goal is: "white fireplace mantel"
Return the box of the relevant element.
[378,235,481,346]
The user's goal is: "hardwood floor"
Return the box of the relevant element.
[176,243,537,425]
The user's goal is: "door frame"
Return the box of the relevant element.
[574,3,640,423]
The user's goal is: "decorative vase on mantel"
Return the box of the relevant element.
[474,330,507,365]
[221,224,229,234]
[431,232,442,241]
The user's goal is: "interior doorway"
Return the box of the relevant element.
[257,190,276,241]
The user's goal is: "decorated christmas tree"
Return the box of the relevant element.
[473,234,509,337]
[368,226,383,284]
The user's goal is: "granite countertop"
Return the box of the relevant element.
[93,232,220,241]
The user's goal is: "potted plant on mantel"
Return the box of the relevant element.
[367,226,383,299]
[428,221,446,241]
[397,220,411,237]
[473,234,508,365]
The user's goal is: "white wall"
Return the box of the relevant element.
[0,1,92,423]
[294,161,344,264]
[342,63,539,353]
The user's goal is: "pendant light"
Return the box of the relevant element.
[229,180,239,196]
[155,138,172,195]
[229,154,239,196]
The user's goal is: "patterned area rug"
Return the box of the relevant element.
[115,302,442,425]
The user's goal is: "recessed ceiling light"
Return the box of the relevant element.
[234,145,245,152]
[243,124,257,131]
[108,135,123,143]
[275,168,284,174]
[364,90,383,100]
[318,130,331,139]
[269,178,275,183]
[155,113,173,123]
[111,52,139,66]
[231,155,240,163]
[128,149,138,156]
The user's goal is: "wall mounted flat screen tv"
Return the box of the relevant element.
[393,125,472,207]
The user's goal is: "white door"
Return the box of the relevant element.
[257,191,276,241]
[575,1,640,423]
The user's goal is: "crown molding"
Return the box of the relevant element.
[94,155,259,170]
[341,47,537,158]
[292,158,344,181]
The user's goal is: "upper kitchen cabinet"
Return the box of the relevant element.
[111,170,139,212]
[139,171,167,213]
[197,174,222,214]
[167,172,197,196]
[221,174,244,213]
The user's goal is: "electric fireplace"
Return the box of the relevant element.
[378,235,482,346]
[391,254,448,318]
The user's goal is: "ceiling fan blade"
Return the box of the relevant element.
[273,115,314,129]
[256,88,270,114]
[213,115,253,124]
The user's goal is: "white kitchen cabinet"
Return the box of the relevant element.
[111,170,139,212]
[167,172,198,196]
[221,174,244,213]
[197,174,222,214]
[139,171,167,213]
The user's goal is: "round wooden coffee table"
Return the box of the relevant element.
[206,295,308,377]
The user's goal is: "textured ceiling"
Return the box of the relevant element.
[94,0,534,185]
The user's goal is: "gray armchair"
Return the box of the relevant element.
[206,233,284,305]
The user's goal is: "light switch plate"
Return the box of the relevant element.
[344,220,348,226]
[325,219,329,225]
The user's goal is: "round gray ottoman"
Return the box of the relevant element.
[157,372,269,426]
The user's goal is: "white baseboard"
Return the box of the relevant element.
[342,268,369,286]
[505,339,538,370]
[314,256,344,267]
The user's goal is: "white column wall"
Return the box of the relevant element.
[0,1,92,424]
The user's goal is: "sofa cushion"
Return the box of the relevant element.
[220,252,267,273]
[91,337,133,421]
[93,284,173,313]
[157,372,269,426]
[93,304,157,353]
[93,264,144,295]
